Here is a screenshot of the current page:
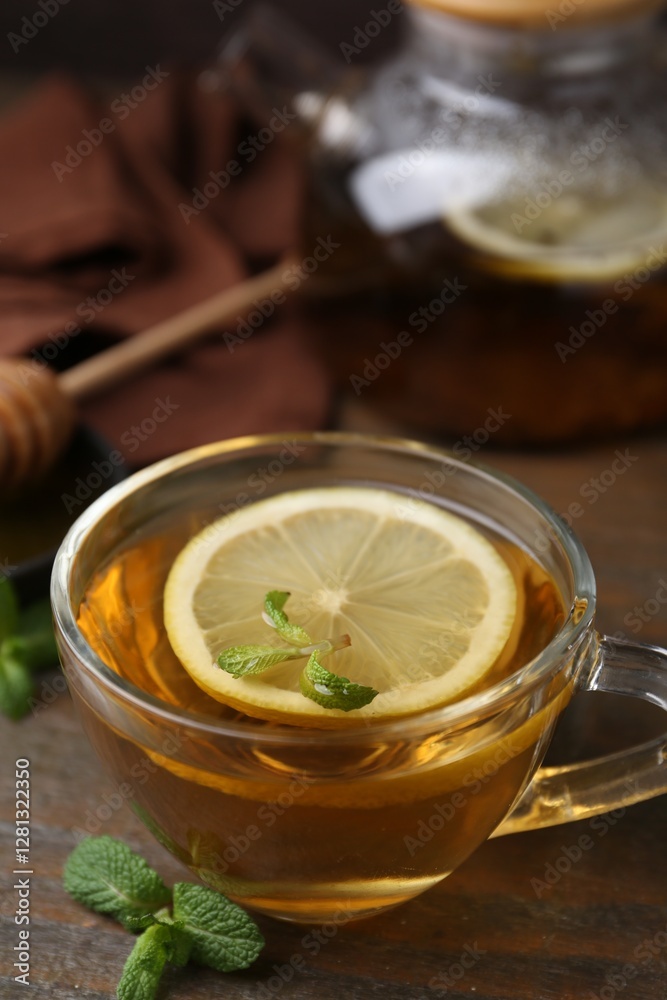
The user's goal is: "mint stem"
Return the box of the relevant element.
[300,634,351,657]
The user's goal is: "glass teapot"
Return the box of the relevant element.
[223,0,667,444]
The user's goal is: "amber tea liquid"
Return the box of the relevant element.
[76,500,567,922]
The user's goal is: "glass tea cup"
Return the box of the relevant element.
[51,433,667,923]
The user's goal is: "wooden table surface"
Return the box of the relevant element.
[2,427,667,1000]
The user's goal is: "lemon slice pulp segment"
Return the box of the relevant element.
[163,487,517,727]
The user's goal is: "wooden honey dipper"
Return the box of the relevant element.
[0,257,296,496]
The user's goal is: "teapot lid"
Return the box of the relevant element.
[411,0,664,27]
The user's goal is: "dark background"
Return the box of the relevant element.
[0,0,407,79]
[1,0,242,77]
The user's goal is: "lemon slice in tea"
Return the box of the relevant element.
[444,184,667,282]
[163,487,516,727]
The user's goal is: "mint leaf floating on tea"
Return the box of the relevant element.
[63,836,265,1000]
[217,641,319,677]
[217,635,352,678]
[216,590,378,712]
[300,651,379,712]
[262,589,313,645]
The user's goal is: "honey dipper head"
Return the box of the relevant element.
[0,359,76,496]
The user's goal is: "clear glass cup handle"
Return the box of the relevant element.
[493,636,667,837]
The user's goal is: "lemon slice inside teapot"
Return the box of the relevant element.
[443,183,667,282]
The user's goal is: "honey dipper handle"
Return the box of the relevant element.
[58,256,297,402]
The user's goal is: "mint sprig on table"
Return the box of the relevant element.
[0,576,58,720]
[217,590,378,712]
[63,836,264,1000]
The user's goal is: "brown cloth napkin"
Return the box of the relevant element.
[0,71,330,467]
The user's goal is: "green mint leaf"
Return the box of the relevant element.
[265,590,289,613]
[263,591,312,646]
[4,633,58,673]
[172,882,264,973]
[0,576,18,645]
[119,912,160,933]
[14,599,58,669]
[0,645,33,720]
[217,644,302,677]
[300,652,378,712]
[63,836,171,930]
[0,590,57,719]
[158,918,193,968]
[117,923,174,1000]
